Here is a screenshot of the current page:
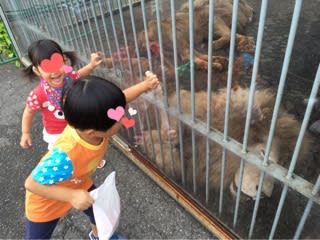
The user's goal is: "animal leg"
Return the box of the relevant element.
[194,55,228,72]
[213,35,231,51]
[154,85,177,138]
[236,34,256,53]
[213,19,231,50]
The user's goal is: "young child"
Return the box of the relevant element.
[24,73,159,239]
[20,39,104,150]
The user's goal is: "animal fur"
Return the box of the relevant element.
[104,54,244,97]
[137,0,254,72]
[142,87,315,197]
[104,53,245,142]
[179,0,255,52]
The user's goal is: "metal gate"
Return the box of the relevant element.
[1,0,319,239]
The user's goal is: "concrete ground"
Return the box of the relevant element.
[0,63,214,239]
[1,1,319,239]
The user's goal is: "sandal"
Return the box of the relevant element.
[89,231,127,240]
[97,159,106,169]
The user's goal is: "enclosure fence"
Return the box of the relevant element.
[1,0,319,239]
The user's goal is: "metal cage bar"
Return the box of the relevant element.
[2,0,319,239]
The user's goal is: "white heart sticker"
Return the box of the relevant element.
[128,107,137,116]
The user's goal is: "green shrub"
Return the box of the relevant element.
[0,20,20,67]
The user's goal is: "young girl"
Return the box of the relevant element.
[20,39,104,150]
[24,73,159,239]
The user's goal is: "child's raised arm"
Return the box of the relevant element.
[123,71,160,103]
[78,52,104,77]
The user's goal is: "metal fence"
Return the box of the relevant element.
[1,0,319,239]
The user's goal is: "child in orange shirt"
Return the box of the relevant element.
[24,73,159,239]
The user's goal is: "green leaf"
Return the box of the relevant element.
[0,20,17,61]
[15,60,21,68]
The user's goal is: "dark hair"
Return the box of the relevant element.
[23,39,78,80]
[63,75,126,131]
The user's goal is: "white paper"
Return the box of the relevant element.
[90,171,121,240]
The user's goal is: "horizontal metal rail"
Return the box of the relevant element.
[110,134,238,240]
[140,92,320,206]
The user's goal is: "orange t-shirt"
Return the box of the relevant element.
[25,125,109,222]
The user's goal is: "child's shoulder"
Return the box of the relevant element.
[50,126,77,153]
[26,83,47,109]
[28,82,45,98]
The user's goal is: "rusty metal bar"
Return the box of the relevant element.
[110,134,237,240]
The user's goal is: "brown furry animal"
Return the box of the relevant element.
[104,55,244,97]
[179,0,255,52]
[104,52,246,143]
[104,56,150,83]
[137,0,254,72]
[142,129,181,180]
[142,87,315,198]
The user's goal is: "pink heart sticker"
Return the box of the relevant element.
[40,53,64,73]
[121,117,136,129]
[107,106,125,121]
[63,64,73,73]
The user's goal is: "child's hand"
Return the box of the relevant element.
[78,52,105,77]
[20,133,32,149]
[144,71,160,90]
[69,189,94,211]
[123,71,160,102]
[89,51,105,69]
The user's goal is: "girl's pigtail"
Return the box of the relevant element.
[22,64,37,81]
[63,51,79,67]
